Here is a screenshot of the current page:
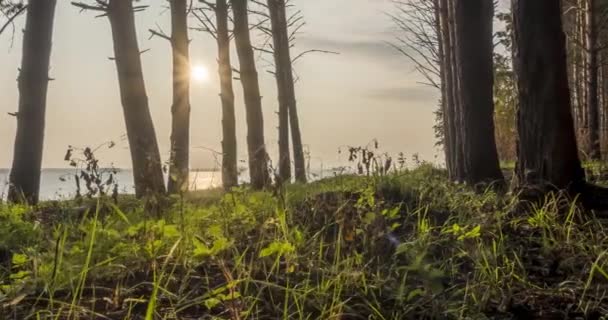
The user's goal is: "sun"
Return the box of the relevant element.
[191,65,210,83]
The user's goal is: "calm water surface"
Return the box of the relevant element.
[0,169,224,201]
[0,167,342,201]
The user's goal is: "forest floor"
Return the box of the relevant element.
[2,164,608,319]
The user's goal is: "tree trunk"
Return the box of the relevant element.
[232,0,271,189]
[267,0,291,184]
[586,0,601,160]
[8,0,57,204]
[447,0,465,182]
[267,0,307,183]
[511,0,585,190]
[216,0,238,190]
[288,81,307,183]
[452,0,504,186]
[600,48,608,160]
[167,0,191,194]
[580,1,588,137]
[570,8,583,135]
[107,0,166,197]
[437,0,456,180]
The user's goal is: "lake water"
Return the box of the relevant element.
[0,169,225,201]
[0,167,346,201]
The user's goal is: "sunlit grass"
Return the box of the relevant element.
[1,165,608,318]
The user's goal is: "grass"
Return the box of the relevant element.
[1,164,608,319]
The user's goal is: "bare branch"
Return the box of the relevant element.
[292,49,339,64]
[0,3,25,36]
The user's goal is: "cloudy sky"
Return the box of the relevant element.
[0,0,440,170]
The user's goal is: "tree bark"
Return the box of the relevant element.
[586,0,601,160]
[267,0,291,184]
[216,0,238,190]
[511,0,585,190]
[267,0,307,183]
[571,8,583,134]
[599,46,608,160]
[288,80,307,183]
[452,0,504,186]
[437,0,456,180]
[8,0,57,204]
[580,2,588,136]
[447,0,465,182]
[167,0,191,194]
[232,0,271,189]
[107,0,166,197]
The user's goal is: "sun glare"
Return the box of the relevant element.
[191,65,210,83]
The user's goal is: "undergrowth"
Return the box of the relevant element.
[1,164,608,319]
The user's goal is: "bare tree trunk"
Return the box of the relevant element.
[570,8,582,134]
[267,0,307,183]
[288,82,307,183]
[453,0,504,186]
[107,0,166,197]
[8,0,57,204]
[586,0,601,160]
[512,0,585,190]
[267,0,291,183]
[232,0,271,189]
[603,49,608,158]
[216,0,238,189]
[167,0,191,194]
[580,1,588,137]
[437,0,456,180]
[447,0,465,182]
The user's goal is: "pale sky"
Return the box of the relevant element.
[0,0,440,170]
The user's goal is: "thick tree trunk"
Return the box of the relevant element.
[216,0,238,190]
[452,0,504,186]
[511,0,585,190]
[232,0,271,189]
[167,0,191,194]
[107,0,166,197]
[586,0,601,160]
[8,0,57,204]
[267,0,291,184]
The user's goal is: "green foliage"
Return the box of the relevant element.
[494,11,517,162]
[0,204,42,255]
[1,166,608,318]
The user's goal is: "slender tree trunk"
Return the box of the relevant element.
[167,0,191,194]
[570,9,582,134]
[582,2,589,143]
[107,0,166,197]
[267,0,291,183]
[267,0,307,183]
[511,0,585,190]
[8,0,57,204]
[586,0,601,160]
[437,0,455,180]
[232,0,271,189]
[603,48,608,158]
[453,0,504,186]
[216,0,238,189]
[447,0,465,182]
[288,82,307,183]
[564,2,580,139]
